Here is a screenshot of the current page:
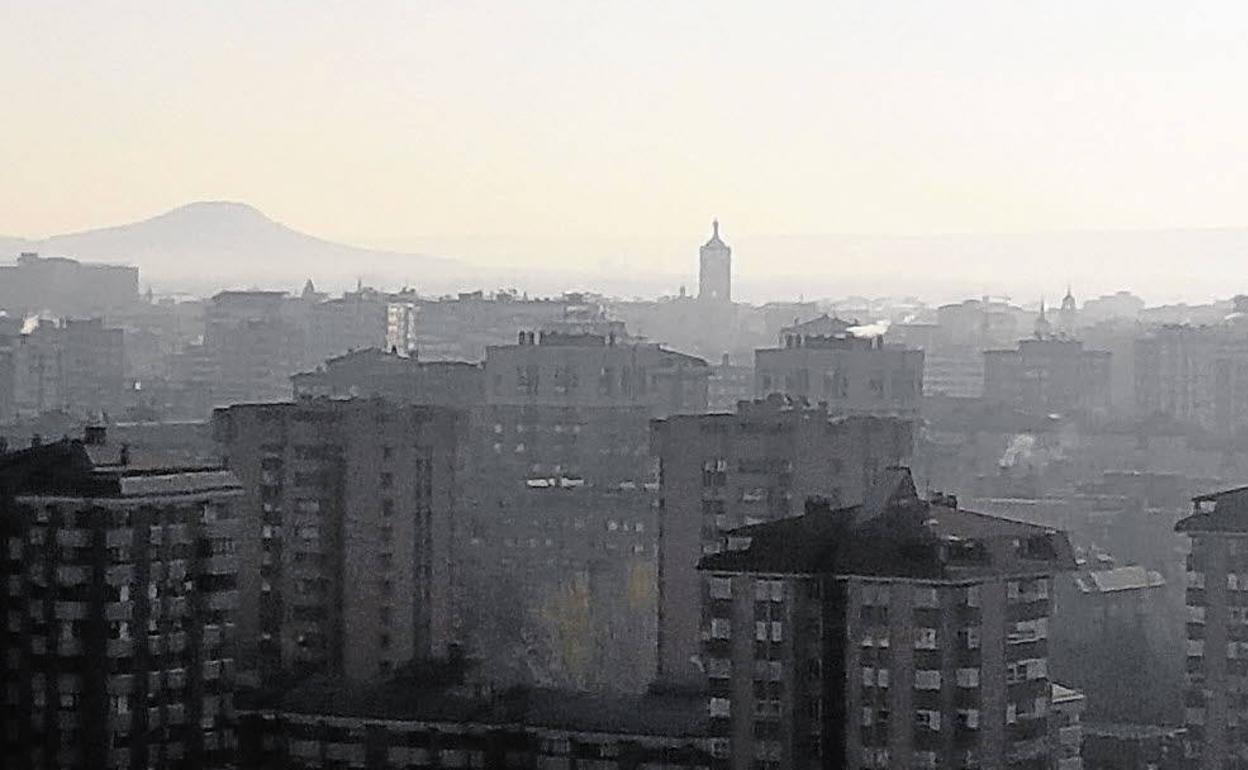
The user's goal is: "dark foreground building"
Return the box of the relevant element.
[0,433,243,770]
[1176,485,1248,769]
[698,468,1076,769]
[238,672,714,770]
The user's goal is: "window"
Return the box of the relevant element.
[756,621,768,642]
[756,579,784,602]
[709,577,733,600]
[1006,662,1025,683]
[754,660,782,682]
[913,587,939,608]
[861,583,890,606]
[914,628,938,650]
[965,585,981,607]
[957,708,980,730]
[710,618,732,640]
[957,668,980,687]
[770,622,783,642]
[709,697,731,718]
[706,658,731,679]
[961,627,980,649]
[864,667,890,688]
[915,710,941,732]
[914,670,942,690]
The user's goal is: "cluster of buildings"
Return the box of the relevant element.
[3,415,1097,769]
[12,223,1248,768]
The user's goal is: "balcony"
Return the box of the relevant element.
[203,624,224,647]
[207,591,239,611]
[167,631,188,653]
[55,529,90,548]
[203,555,237,576]
[107,675,135,694]
[55,601,88,620]
[55,565,89,586]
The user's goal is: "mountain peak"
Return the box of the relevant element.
[155,200,274,225]
[20,200,460,292]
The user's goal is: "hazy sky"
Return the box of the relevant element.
[4,2,1248,273]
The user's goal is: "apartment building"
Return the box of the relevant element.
[454,330,710,690]
[0,432,242,770]
[697,468,1076,769]
[650,396,914,687]
[10,318,127,420]
[754,333,924,417]
[1177,484,1248,769]
[983,337,1112,418]
[212,399,463,685]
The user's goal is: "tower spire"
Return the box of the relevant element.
[712,218,719,239]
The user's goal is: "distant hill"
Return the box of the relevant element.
[3,201,464,293]
[7,203,1248,303]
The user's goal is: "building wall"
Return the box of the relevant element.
[0,482,240,769]
[754,339,924,417]
[484,333,709,415]
[213,400,463,685]
[1183,530,1242,768]
[652,402,914,686]
[700,570,1058,769]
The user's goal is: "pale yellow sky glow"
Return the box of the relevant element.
[3,1,1248,284]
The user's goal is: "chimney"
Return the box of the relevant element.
[30,434,42,448]
[84,425,107,446]
[119,444,131,466]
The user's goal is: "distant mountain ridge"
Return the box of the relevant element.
[7,203,1248,303]
[1,201,463,293]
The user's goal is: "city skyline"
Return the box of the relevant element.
[6,3,1248,302]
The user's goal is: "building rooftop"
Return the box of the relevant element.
[272,676,708,738]
[699,467,1075,581]
[1073,565,1166,594]
[1177,485,1248,533]
[0,437,240,500]
[1051,682,1086,705]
